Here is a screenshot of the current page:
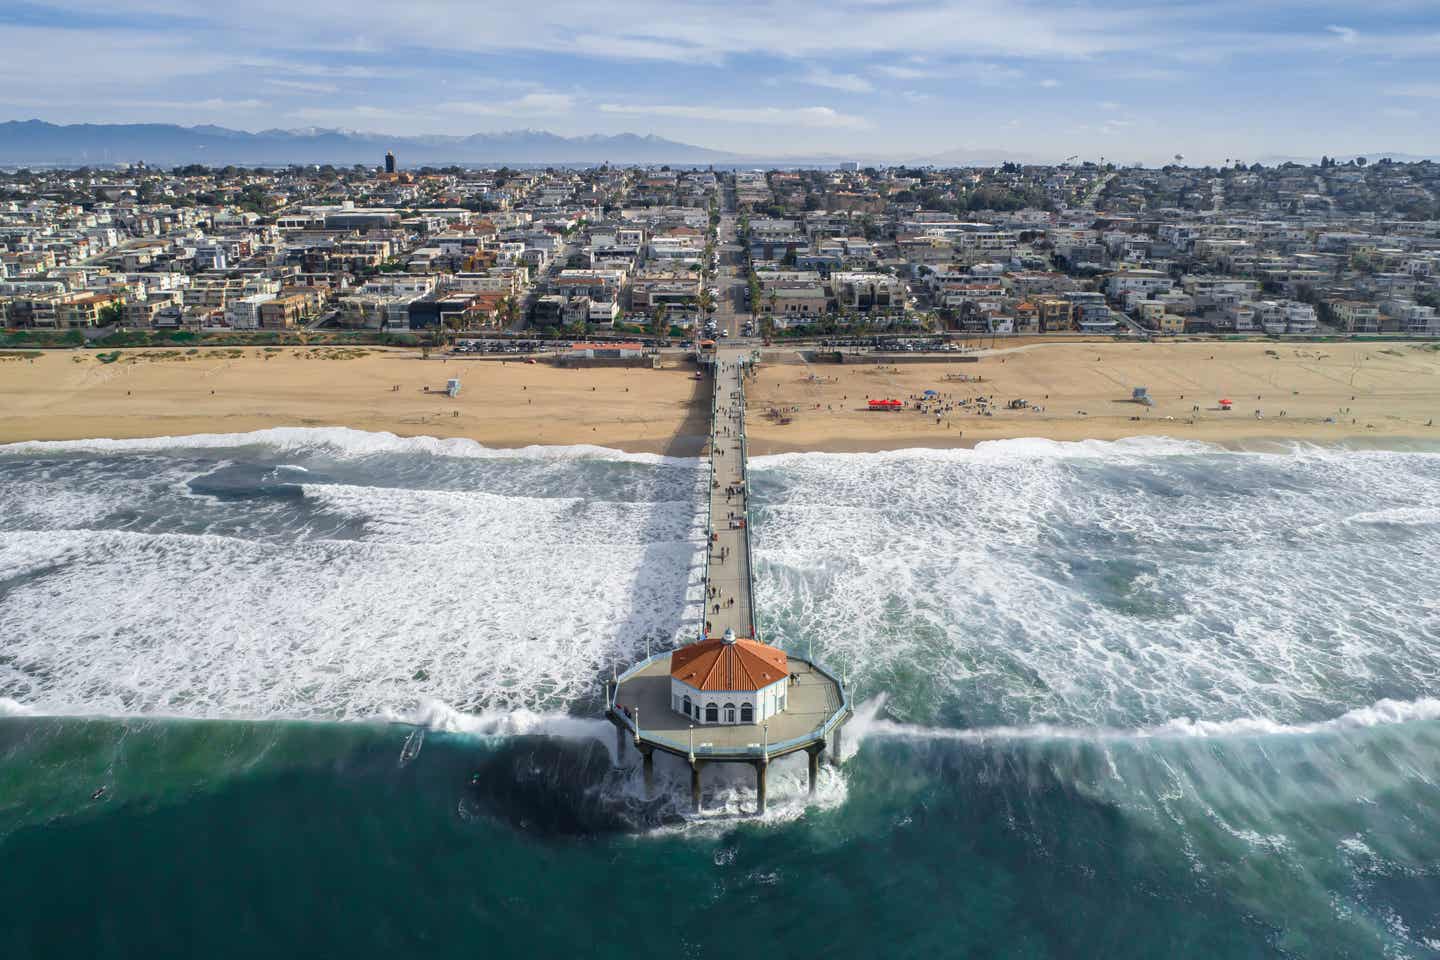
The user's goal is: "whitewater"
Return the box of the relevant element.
[6,428,1440,956]
[2,428,1439,737]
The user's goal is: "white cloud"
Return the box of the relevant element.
[1099,100,1122,111]
[442,92,575,116]
[263,78,339,94]
[0,26,228,87]
[5,0,1439,157]
[241,59,398,79]
[874,59,1021,86]
[799,66,874,93]
[1381,106,1420,119]
[1385,83,1440,98]
[131,98,268,111]
[287,105,410,128]
[285,92,576,132]
[599,103,868,129]
[874,64,932,80]
[20,1,1136,63]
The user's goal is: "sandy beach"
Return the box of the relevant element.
[2,341,1438,454]
[747,340,1440,453]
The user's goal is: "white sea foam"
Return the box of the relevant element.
[0,426,694,466]
[393,697,616,744]
[620,748,850,835]
[1345,506,1440,527]
[0,474,705,719]
[752,438,1440,732]
[753,434,1224,469]
[861,697,1440,745]
[4,432,1440,747]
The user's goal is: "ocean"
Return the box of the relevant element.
[2,428,1439,958]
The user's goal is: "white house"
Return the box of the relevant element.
[668,629,790,726]
[224,292,276,329]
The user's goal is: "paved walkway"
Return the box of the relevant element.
[703,349,755,640]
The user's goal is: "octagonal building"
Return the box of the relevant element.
[670,628,789,725]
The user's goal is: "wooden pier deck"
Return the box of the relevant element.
[703,349,755,641]
[607,348,850,812]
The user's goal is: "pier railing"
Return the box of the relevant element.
[735,358,760,642]
[699,373,715,635]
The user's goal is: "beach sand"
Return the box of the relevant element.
[746,340,1440,454]
[2,341,1438,454]
[0,347,711,455]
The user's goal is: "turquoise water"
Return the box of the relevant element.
[3,430,1440,957]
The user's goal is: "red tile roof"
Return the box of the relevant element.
[670,637,788,692]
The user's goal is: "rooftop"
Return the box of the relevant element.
[671,634,788,692]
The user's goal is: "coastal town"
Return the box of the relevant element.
[2,156,1439,346]
[7,0,1440,952]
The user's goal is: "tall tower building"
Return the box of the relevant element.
[384,151,396,174]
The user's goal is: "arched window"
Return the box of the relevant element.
[740,702,754,723]
[705,702,718,723]
[724,703,736,724]
[683,695,692,717]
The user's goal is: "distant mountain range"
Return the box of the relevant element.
[0,120,738,167]
[6,120,1429,170]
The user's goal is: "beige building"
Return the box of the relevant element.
[62,292,122,327]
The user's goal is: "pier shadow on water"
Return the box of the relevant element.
[578,362,710,721]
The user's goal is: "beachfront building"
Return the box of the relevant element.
[669,628,789,726]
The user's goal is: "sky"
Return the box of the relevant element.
[0,0,1438,164]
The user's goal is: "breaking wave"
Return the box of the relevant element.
[0,425,695,466]
[3,428,1439,750]
[858,696,1440,745]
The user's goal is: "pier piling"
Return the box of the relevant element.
[690,762,703,813]
[641,747,655,799]
[754,759,768,815]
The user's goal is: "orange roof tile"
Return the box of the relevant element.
[670,637,789,692]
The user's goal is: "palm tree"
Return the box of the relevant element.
[650,304,670,344]
[500,295,521,328]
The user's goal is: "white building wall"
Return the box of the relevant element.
[670,677,789,725]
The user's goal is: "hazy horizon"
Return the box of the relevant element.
[2,1,1438,166]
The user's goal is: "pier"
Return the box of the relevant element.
[607,348,851,814]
